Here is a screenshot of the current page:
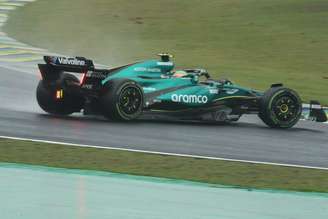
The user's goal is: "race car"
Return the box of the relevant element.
[36,53,327,128]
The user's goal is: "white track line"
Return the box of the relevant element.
[1,135,328,171]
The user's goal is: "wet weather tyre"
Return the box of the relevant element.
[101,79,144,121]
[259,87,302,129]
[36,74,84,115]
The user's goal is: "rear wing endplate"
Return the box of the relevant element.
[39,56,95,82]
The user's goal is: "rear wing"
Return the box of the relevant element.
[43,56,94,70]
[39,56,95,81]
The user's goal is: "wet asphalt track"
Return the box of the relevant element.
[0,66,328,168]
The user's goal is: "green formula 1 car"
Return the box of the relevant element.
[36,53,325,128]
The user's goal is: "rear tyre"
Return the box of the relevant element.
[101,79,143,121]
[259,87,302,129]
[36,74,84,115]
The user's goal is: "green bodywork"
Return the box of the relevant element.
[102,58,263,110]
[38,55,308,125]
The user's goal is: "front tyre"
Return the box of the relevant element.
[259,87,302,129]
[101,79,144,121]
[36,74,84,115]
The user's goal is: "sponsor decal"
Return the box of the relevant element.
[56,57,86,66]
[82,84,93,89]
[171,94,208,104]
[226,89,239,94]
[134,67,161,73]
[209,88,219,94]
[143,87,157,92]
[157,62,173,66]
[86,71,106,79]
[153,99,162,103]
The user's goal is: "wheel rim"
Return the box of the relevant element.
[118,86,142,115]
[272,94,300,122]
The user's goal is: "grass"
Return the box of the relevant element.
[4,0,328,104]
[1,138,328,193]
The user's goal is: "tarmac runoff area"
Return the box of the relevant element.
[0,163,328,219]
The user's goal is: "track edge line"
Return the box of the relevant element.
[1,135,327,171]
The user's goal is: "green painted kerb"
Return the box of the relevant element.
[1,163,327,219]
